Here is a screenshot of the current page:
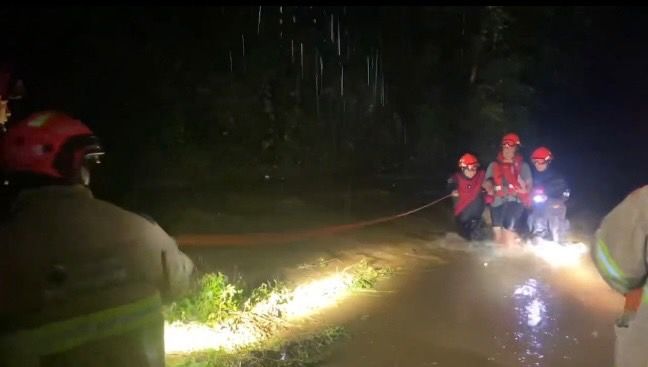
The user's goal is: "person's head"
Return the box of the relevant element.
[500,133,521,161]
[458,153,479,179]
[0,111,104,188]
[531,146,552,172]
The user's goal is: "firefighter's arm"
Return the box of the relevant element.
[483,163,496,195]
[482,180,494,195]
[547,173,569,199]
[132,218,196,300]
[517,163,533,194]
[156,230,196,300]
[447,175,458,195]
[484,162,494,180]
[447,176,459,197]
[555,174,568,195]
[593,186,648,294]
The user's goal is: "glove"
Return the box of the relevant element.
[616,310,636,328]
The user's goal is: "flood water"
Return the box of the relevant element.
[322,244,622,367]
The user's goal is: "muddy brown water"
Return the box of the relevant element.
[186,230,621,367]
[320,245,621,367]
[173,188,621,367]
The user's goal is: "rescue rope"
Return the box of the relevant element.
[175,193,452,247]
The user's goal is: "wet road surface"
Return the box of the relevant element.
[322,245,622,367]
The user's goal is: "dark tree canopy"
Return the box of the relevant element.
[1,7,644,212]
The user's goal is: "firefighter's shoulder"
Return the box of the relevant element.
[136,212,159,226]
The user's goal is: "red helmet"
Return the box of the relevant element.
[501,133,521,147]
[458,153,479,169]
[531,146,553,162]
[0,111,104,179]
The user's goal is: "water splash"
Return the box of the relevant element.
[527,240,589,268]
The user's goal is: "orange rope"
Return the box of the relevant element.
[175,193,452,247]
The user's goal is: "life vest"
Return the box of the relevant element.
[492,153,531,207]
[453,170,485,216]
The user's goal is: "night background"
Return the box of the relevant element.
[1,6,648,366]
[2,6,646,220]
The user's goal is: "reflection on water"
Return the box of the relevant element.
[513,279,548,328]
[510,278,554,366]
[526,298,546,327]
[507,274,591,366]
[321,249,612,367]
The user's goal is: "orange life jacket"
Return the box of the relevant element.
[492,153,531,207]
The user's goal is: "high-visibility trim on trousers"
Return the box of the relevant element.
[0,293,162,359]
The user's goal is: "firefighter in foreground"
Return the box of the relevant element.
[527,146,571,244]
[447,153,491,241]
[484,133,532,248]
[0,111,195,366]
[592,185,648,367]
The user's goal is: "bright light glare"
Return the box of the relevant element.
[165,321,262,353]
[165,272,354,354]
[526,298,546,327]
[253,273,354,319]
[514,280,538,297]
[513,279,547,327]
[527,240,589,268]
[533,194,547,203]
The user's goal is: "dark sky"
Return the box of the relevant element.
[530,8,647,214]
[0,6,645,215]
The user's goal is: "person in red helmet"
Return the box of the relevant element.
[447,153,491,241]
[484,133,533,248]
[527,146,570,244]
[0,111,194,366]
